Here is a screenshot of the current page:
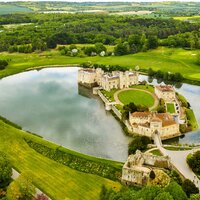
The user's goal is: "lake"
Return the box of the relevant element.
[0,67,199,162]
[0,67,129,161]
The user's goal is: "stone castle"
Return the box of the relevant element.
[155,85,176,103]
[129,112,180,140]
[78,68,182,140]
[122,150,171,186]
[78,68,139,91]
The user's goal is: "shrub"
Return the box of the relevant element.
[0,152,12,188]
[165,181,187,200]
[182,179,199,197]
[25,139,121,180]
[187,151,200,174]
[0,60,8,70]
[128,136,151,155]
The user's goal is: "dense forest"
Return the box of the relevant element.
[0,13,199,53]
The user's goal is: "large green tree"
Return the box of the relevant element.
[165,181,188,200]
[182,179,199,197]
[0,152,12,188]
[187,151,200,174]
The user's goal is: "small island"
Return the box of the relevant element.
[78,67,198,140]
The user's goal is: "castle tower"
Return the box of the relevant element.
[96,68,104,86]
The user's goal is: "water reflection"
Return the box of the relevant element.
[0,67,129,161]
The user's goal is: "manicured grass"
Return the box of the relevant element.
[0,120,121,199]
[101,89,118,102]
[164,146,192,151]
[0,47,200,81]
[167,103,176,114]
[118,90,155,107]
[130,84,155,93]
[186,108,199,130]
[149,149,162,156]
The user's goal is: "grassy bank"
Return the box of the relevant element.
[0,120,122,199]
[0,47,200,83]
[186,109,199,130]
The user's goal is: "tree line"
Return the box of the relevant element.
[0,13,199,52]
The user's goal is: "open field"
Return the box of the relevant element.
[118,90,155,107]
[0,120,121,199]
[0,47,199,82]
[167,103,176,114]
[0,4,32,15]
[174,16,200,22]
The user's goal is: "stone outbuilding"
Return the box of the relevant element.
[122,150,171,186]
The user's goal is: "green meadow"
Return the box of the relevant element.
[0,47,200,82]
[0,120,122,199]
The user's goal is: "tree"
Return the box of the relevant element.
[99,185,107,200]
[95,43,106,54]
[122,102,137,119]
[0,60,8,70]
[154,192,174,200]
[182,179,199,197]
[148,68,155,77]
[128,136,151,155]
[165,181,188,200]
[83,46,96,56]
[187,151,200,174]
[148,35,158,49]
[114,42,130,56]
[136,185,161,200]
[0,152,12,187]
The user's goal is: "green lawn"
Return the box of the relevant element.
[130,84,155,93]
[101,89,118,102]
[118,90,155,107]
[0,47,200,81]
[167,103,176,114]
[0,120,121,199]
[186,109,199,130]
[149,149,162,156]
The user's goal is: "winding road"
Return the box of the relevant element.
[154,133,200,190]
[113,88,159,111]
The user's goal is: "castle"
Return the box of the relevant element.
[78,68,139,91]
[155,85,176,103]
[122,150,170,186]
[129,112,180,139]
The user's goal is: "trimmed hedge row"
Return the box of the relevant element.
[25,139,121,181]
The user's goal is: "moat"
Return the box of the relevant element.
[0,67,199,161]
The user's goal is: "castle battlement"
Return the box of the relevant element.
[78,68,138,91]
